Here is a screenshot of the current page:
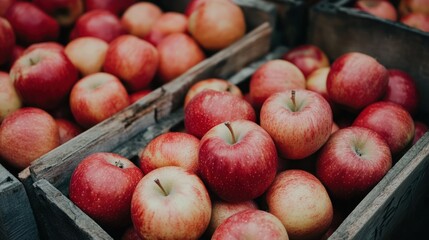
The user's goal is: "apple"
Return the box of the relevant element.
[266,169,333,240]
[144,12,188,46]
[354,0,397,21]
[103,35,159,92]
[306,67,331,102]
[24,42,64,54]
[0,71,21,122]
[249,59,306,110]
[260,89,333,159]
[139,132,200,174]
[331,122,340,134]
[188,0,246,51]
[156,33,205,83]
[184,78,243,107]
[10,48,79,110]
[382,69,419,115]
[282,44,330,77]
[70,72,130,129]
[0,107,60,170]
[121,2,162,39]
[413,121,428,145]
[121,226,141,240]
[316,126,392,200]
[327,52,388,111]
[184,90,256,139]
[207,200,258,235]
[0,17,14,65]
[212,209,289,240]
[129,89,151,104]
[131,166,211,239]
[5,2,59,46]
[84,0,136,16]
[0,0,14,16]
[401,12,429,32]
[55,118,82,144]
[70,10,126,43]
[185,0,232,17]
[353,101,415,155]
[33,0,84,26]
[65,37,109,76]
[399,0,429,16]
[69,152,143,231]
[199,120,277,202]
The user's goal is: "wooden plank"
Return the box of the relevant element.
[0,165,39,240]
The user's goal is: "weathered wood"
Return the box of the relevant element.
[0,165,38,240]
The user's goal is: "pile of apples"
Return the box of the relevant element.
[0,0,246,172]
[354,0,429,32]
[68,44,428,240]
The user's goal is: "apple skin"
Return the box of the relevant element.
[354,0,397,21]
[156,33,205,83]
[0,71,21,122]
[266,169,333,240]
[65,37,109,76]
[131,166,211,240]
[327,52,388,111]
[399,0,429,16]
[10,48,79,110]
[400,12,429,32]
[5,2,59,46]
[413,121,428,145]
[249,59,306,110]
[144,12,188,46]
[33,0,84,26]
[24,42,64,55]
[260,89,333,160]
[103,35,159,92]
[70,10,126,43]
[129,89,151,104]
[139,132,200,174]
[55,118,82,144]
[282,44,330,77]
[188,0,246,51]
[0,17,15,65]
[382,69,419,115]
[212,209,289,240]
[70,72,130,129]
[316,126,392,200]
[198,120,278,202]
[121,2,162,39]
[184,78,243,107]
[306,67,331,102]
[0,107,60,170]
[184,0,232,17]
[84,0,136,16]
[184,89,256,139]
[69,152,143,231]
[0,0,14,16]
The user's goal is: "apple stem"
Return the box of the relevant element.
[29,58,37,66]
[291,90,296,111]
[115,161,124,169]
[225,85,231,92]
[154,178,168,196]
[224,121,236,144]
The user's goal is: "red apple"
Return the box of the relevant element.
[0,107,60,170]
[129,89,151,104]
[198,120,277,202]
[353,101,415,155]
[131,166,211,239]
[24,42,64,55]
[33,0,84,26]
[401,12,429,32]
[70,10,126,43]
[144,12,188,46]
[55,118,82,144]
[10,48,79,110]
[212,209,289,240]
[0,71,21,122]
[103,35,159,92]
[331,122,340,134]
[382,69,419,115]
[69,152,143,231]
[266,169,333,240]
[70,72,130,129]
[188,0,246,50]
[327,52,388,111]
[65,37,109,76]
[84,0,136,16]
[282,44,330,77]
[260,89,333,160]
[184,78,243,107]
[0,0,14,16]
[184,90,256,139]
[249,59,306,110]
[156,33,205,83]
[355,0,397,21]
[306,67,331,101]
[399,0,429,16]
[316,126,392,200]
[139,132,200,174]
[185,0,231,17]
[121,2,162,39]
[413,120,428,145]
[0,17,14,65]
[5,2,59,46]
